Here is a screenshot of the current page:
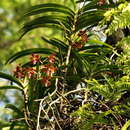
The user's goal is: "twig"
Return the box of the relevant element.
[35,88,86,103]
[41,102,55,129]
[10,118,25,122]
[36,100,42,130]
[49,88,86,108]
[48,94,62,130]
[23,89,32,128]
[36,78,59,129]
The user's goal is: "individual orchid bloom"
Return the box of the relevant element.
[46,69,54,77]
[78,30,88,42]
[15,64,23,72]
[41,64,57,77]
[72,42,83,49]
[48,53,56,64]
[13,65,25,79]
[30,54,40,65]
[41,66,48,73]
[81,33,88,42]
[26,67,36,78]
[48,65,57,75]
[15,72,25,79]
[41,76,51,87]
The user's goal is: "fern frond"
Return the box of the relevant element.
[117,35,130,53]
[106,11,130,35]
[100,2,130,35]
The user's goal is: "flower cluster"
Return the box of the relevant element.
[13,64,26,79]
[13,65,36,79]
[72,30,88,49]
[13,53,57,87]
[41,53,57,87]
[72,41,84,49]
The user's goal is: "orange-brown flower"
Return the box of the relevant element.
[26,67,36,78]
[41,66,48,73]
[81,34,88,42]
[48,53,56,64]
[41,76,51,87]
[41,64,57,77]
[13,65,25,79]
[72,42,84,49]
[78,30,88,42]
[47,65,57,77]
[78,30,86,36]
[30,54,40,65]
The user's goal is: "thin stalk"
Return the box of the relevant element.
[23,90,32,129]
[66,45,72,66]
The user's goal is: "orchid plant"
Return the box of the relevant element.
[0,0,130,130]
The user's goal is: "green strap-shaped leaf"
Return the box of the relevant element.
[5,104,24,116]
[0,72,23,88]
[0,122,11,128]
[24,3,75,17]
[87,40,113,48]
[6,48,57,64]
[20,15,72,38]
[75,15,103,31]
[41,37,68,52]
[0,85,22,91]
[77,10,104,23]
[79,52,98,57]
[79,45,108,51]
[80,0,119,12]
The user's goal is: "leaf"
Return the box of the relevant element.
[75,16,101,31]
[6,48,57,64]
[80,0,119,12]
[122,119,130,130]
[79,45,108,51]
[77,10,105,23]
[87,40,113,48]
[79,52,98,57]
[24,3,75,17]
[0,72,23,88]
[70,0,76,10]
[20,15,72,38]
[0,85,22,91]
[5,104,24,117]
[41,36,68,52]
[9,122,16,130]
[83,110,113,130]
[76,0,120,31]
[0,122,11,128]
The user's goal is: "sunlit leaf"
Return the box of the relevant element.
[122,119,130,130]
[0,85,22,91]
[20,15,72,38]
[0,72,23,88]
[41,36,68,52]
[5,104,24,116]
[24,3,75,17]
[87,40,113,48]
